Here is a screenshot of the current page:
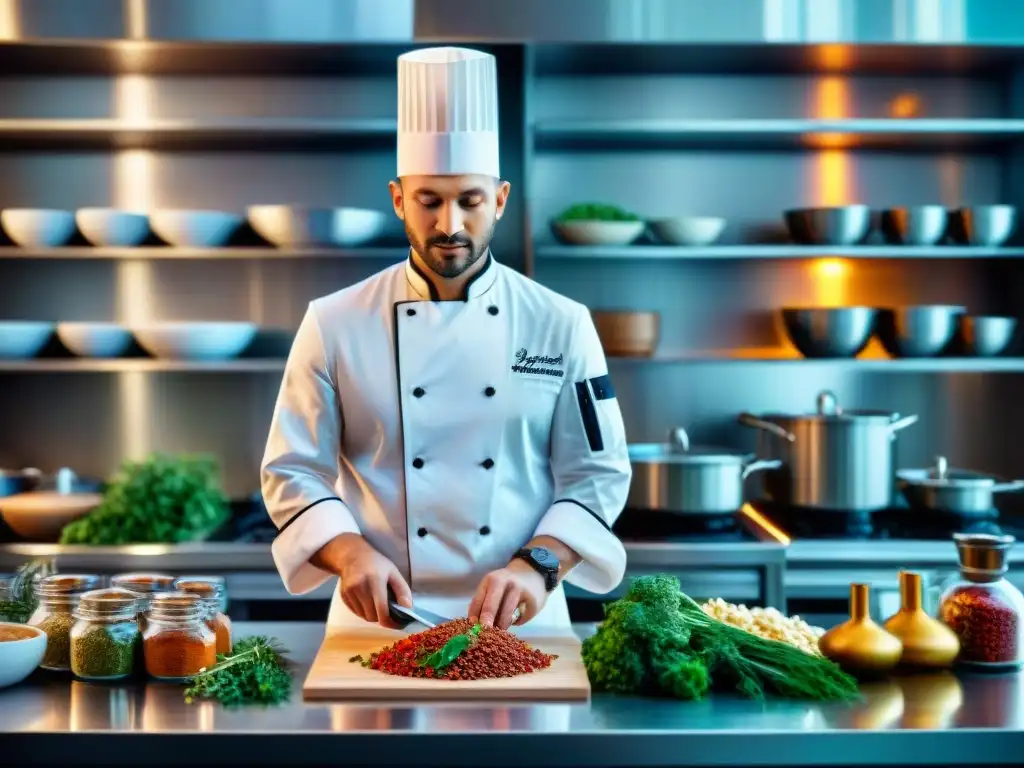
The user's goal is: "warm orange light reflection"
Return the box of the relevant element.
[815,44,853,73]
[740,504,791,545]
[890,93,922,119]
[808,258,850,306]
[810,77,854,206]
[0,0,18,39]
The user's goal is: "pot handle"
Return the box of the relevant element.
[741,458,783,481]
[887,414,919,434]
[990,480,1024,493]
[737,413,796,443]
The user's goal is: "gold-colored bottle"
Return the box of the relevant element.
[819,583,903,677]
[883,571,960,670]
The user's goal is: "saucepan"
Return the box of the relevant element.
[627,427,781,515]
[897,456,1024,516]
[739,390,919,512]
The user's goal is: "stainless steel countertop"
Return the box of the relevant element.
[3,621,1024,766]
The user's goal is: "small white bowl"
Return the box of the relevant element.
[248,205,388,248]
[0,209,76,247]
[649,216,727,246]
[150,210,243,248]
[0,322,54,359]
[0,622,46,689]
[75,208,150,247]
[132,322,257,360]
[56,322,133,358]
[552,220,645,246]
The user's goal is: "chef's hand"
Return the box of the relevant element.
[312,533,412,630]
[469,558,547,630]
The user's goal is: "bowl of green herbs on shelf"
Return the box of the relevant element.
[59,453,230,545]
[551,203,646,246]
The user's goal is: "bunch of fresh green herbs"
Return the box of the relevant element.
[184,636,292,707]
[555,203,641,222]
[0,559,54,623]
[582,575,860,702]
[60,453,230,545]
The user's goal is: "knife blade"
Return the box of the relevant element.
[386,587,521,629]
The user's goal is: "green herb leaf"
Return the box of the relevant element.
[417,623,483,671]
[183,636,292,707]
[0,559,54,624]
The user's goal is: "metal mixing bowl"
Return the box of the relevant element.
[780,307,877,358]
[880,206,948,246]
[876,305,966,358]
[958,315,1018,356]
[784,206,871,246]
[949,205,1017,246]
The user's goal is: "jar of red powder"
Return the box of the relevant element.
[939,533,1024,670]
[142,592,216,681]
[173,576,232,656]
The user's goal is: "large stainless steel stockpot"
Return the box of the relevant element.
[627,428,781,515]
[738,391,918,512]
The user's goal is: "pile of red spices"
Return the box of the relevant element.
[360,618,557,680]
[941,585,1020,664]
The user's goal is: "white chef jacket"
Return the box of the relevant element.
[260,252,631,634]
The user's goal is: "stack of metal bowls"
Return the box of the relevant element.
[876,306,966,358]
[784,206,871,245]
[780,307,876,358]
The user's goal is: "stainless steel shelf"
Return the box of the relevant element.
[2,357,1023,373]
[536,245,1024,260]
[0,118,397,151]
[0,359,287,373]
[0,247,407,260]
[608,355,1024,371]
[533,118,1024,151]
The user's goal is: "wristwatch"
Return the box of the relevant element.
[514,547,560,592]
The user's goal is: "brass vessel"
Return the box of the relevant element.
[883,571,960,669]
[819,583,903,677]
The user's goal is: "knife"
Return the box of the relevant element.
[386,586,521,629]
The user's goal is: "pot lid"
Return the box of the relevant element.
[628,427,750,465]
[757,390,906,423]
[897,456,1001,489]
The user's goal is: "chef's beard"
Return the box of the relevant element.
[406,218,495,279]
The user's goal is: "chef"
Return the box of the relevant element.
[261,46,631,635]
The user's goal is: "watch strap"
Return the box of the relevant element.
[515,547,559,592]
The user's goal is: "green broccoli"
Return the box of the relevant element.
[582,575,860,702]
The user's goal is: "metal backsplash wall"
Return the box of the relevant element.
[0,0,1022,500]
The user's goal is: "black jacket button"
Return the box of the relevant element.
[406,308,416,317]
[412,457,424,469]
[481,458,494,470]
[413,387,425,398]
[417,527,428,537]
[488,306,499,316]
[479,526,491,536]
[484,386,496,397]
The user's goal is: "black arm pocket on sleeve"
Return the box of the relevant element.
[574,381,605,452]
[588,373,615,401]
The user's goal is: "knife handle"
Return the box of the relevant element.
[386,584,414,627]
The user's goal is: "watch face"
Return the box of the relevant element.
[531,548,559,570]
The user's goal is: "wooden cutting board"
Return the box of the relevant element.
[302,627,591,702]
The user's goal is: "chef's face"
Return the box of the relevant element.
[389,174,510,278]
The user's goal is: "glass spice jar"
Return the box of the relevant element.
[70,588,140,681]
[110,573,176,629]
[142,592,217,682]
[939,533,1024,670]
[173,576,232,656]
[28,574,103,671]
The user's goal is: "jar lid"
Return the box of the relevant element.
[148,591,203,621]
[954,532,1015,578]
[628,427,750,466]
[173,576,225,600]
[759,390,903,425]
[111,573,177,594]
[75,588,138,618]
[34,573,102,598]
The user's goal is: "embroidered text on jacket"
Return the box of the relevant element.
[511,347,565,378]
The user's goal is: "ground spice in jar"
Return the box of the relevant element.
[70,588,139,681]
[174,577,232,656]
[143,592,217,680]
[28,574,102,672]
[941,585,1020,664]
[355,618,556,680]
